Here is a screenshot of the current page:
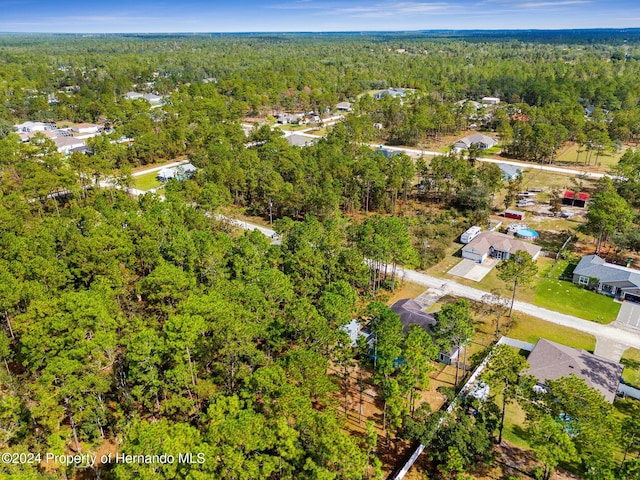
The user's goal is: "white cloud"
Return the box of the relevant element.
[333,2,449,18]
[518,0,590,7]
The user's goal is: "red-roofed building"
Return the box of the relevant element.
[562,190,590,208]
[510,113,530,122]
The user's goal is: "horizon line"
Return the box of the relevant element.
[2,27,640,36]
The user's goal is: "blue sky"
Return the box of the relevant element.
[1,0,639,33]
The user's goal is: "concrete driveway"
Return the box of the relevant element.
[448,258,497,282]
[613,301,640,331]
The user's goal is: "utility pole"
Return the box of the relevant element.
[422,239,429,269]
[268,198,273,225]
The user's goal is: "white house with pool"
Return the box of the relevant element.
[461,231,541,264]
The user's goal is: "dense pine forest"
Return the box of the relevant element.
[3,31,640,479]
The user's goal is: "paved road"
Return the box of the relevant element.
[397,266,639,359]
[244,113,608,180]
[216,216,279,239]
[224,218,639,357]
[120,164,633,357]
[363,144,608,179]
[131,159,189,177]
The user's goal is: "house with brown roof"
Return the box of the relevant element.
[526,338,623,403]
[461,231,541,264]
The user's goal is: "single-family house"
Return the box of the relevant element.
[453,133,498,151]
[390,299,460,365]
[14,121,56,133]
[70,123,101,134]
[17,130,58,143]
[481,96,500,105]
[285,133,316,148]
[455,99,481,110]
[498,163,522,180]
[340,319,375,348]
[276,113,306,124]
[142,93,163,106]
[461,231,541,263]
[157,163,197,182]
[53,136,87,155]
[124,91,144,100]
[526,338,623,403]
[562,190,590,208]
[373,88,406,100]
[572,255,640,303]
[335,101,352,112]
[379,148,400,159]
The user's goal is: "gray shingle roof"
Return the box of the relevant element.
[390,299,436,331]
[498,163,522,178]
[454,133,498,149]
[574,255,640,288]
[526,338,623,403]
[285,133,316,147]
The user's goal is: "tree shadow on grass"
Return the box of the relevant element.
[559,262,578,280]
[620,357,640,371]
[512,424,530,443]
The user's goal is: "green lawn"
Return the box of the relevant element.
[621,348,640,389]
[533,260,620,324]
[441,255,620,324]
[502,400,530,449]
[307,126,330,136]
[133,171,163,191]
[506,313,596,352]
[483,145,501,156]
[521,168,597,192]
[276,123,309,132]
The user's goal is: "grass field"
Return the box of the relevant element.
[555,142,626,170]
[387,281,428,305]
[306,126,330,136]
[133,170,163,191]
[521,168,595,191]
